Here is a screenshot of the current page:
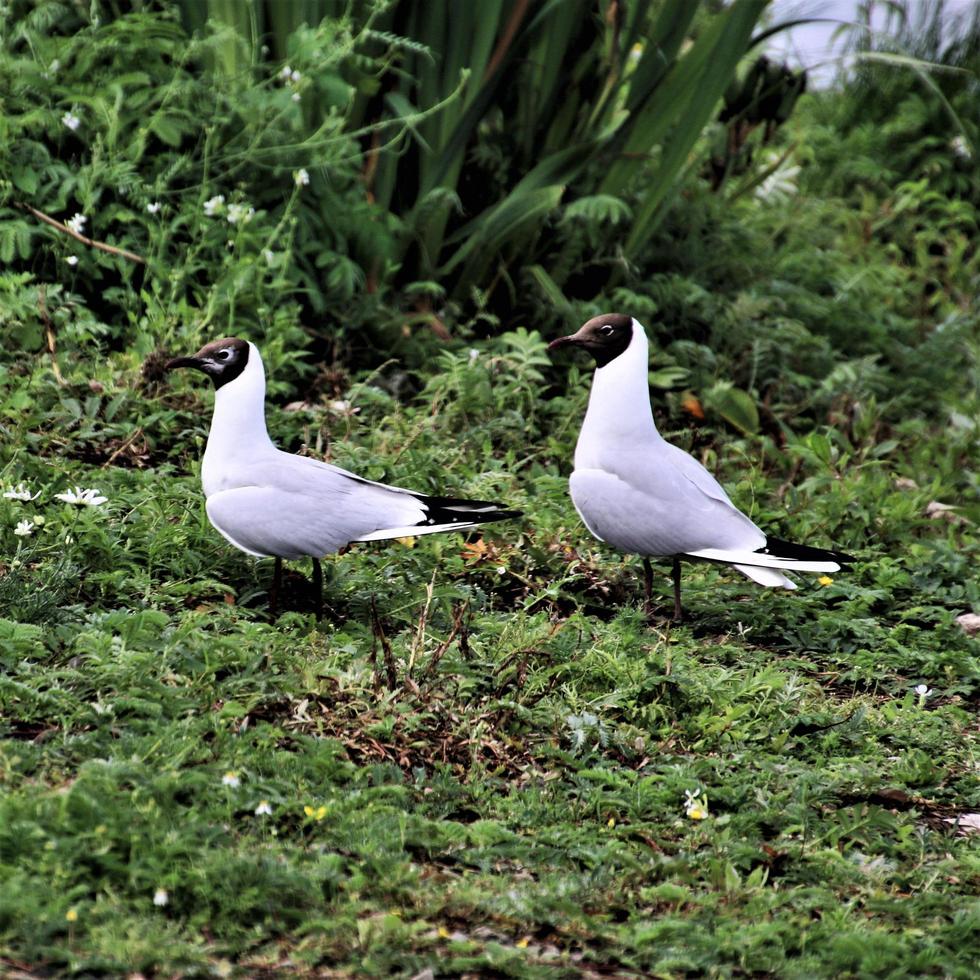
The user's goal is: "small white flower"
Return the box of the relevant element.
[914,684,933,698]
[49,59,61,74]
[290,69,302,83]
[153,888,169,907]
[468,348,480,365]
[55,487,107,507]
[146,201,162,214]
[61,111,80,131]
[14,520,35,537]
[950,135,972,160]
[291,92,301,103]
[683,788,708,820]
[222,771,240,788]
[294,168,310,187]
[65,255,79,267]
[279,65,292,80]
[66,213,87,235]
[226,202,255,225]
[254,800,272,816]
[3,484,40,502]
[262,248,276,265]
[203,194,225,217]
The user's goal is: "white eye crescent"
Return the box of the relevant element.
[599,324,614,336]
[215,349,232,361]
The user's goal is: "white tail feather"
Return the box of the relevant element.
[353,521,482,543]
[732,564,797,589]
[686,547,841,573]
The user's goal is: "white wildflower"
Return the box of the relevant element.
[146,201,162,214]
[914,684,933,698]
[950,135,972,160]
[61,111,80,131]
[66,255,79,267]
[279,65,292,80]
[49,59,61,74]
[55,487,107,507]
[3,484,40,502]
[153,888,169,907]
[226,203,255,225]
[262,249,276,266]
[203,194,225,217]
[66,213,87,235]
[222,771,240,788]
[14,520,35,537]
[254,800,272,816]
[291,92,301,103]
[290,69,302,83]
[468,348,480,365]
[683,788,709,821]
[294,168,310,187]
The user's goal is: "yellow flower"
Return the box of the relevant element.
[395,536,416,547]
[303,805,314,817]
[607,816,616,828]
[818,575,833,586]
[687,805,707,820]
[304,804,327,821]
[65,908,78,922]
[315,806,327,821]
[516,936,530,949]
[437,926,451,939]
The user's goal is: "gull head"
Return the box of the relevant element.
[166,337,251,390]
[547,313,633,367]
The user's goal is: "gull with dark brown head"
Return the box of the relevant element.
[548,314,854,619]
[166,337,520,618]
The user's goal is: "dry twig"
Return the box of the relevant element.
[17,202,145,264]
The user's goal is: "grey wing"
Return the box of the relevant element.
[571,448,765,557]
[205,459,429,559]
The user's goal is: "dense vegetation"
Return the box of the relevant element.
[1,1,977,976]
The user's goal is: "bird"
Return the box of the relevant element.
[548,314,854,620]
[166,337,520,619]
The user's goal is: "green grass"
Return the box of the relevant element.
[1,344,977,978]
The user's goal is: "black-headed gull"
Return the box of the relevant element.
[166,338,520,618]
[549,314,854,619]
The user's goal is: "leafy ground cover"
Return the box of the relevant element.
[2,2,979,977]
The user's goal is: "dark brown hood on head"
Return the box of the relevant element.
[165,337,250,390]
[547,313,634,368]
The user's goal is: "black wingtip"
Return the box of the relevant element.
[418,494,522,527]
[763,535,856,564]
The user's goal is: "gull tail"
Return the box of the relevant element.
[353,494,521,543]
[687,536,856,590]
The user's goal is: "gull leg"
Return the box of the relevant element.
[671,556,683,622]
[269,557,283,618]
[312,557,323,622]
[642,557,654,616]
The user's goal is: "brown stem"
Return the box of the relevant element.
[17,202,146,264]
[37,287,65,385]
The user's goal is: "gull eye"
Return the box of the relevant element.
[215,349,232,362]
[599,324,615,337]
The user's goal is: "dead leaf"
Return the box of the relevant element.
[944,813,980,835]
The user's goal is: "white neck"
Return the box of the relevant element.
[201,342,275,495]
[574,319,661,468]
